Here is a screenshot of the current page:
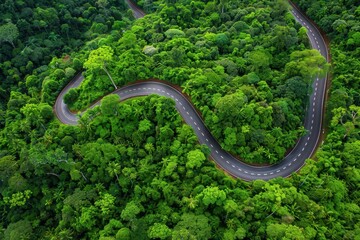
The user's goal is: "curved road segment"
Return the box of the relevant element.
[54,2,329,181]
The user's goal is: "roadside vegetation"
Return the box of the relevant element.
[0,0,359,239]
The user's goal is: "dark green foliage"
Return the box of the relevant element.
[0,0,359,239]
[67,0,328,164]
[0,0,131,103]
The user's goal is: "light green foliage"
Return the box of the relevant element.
[247,50,271,72]
[285,49,329,80]
[197,186,226,206]
[143,45,158,56]
[0,22,19,48]
[77,206,97,230]
[148,223,171,239]
[1,0,360,239]
[84,46,114,72]
[266,223,305,240]
[121,201,141,221]
[3,190,32,208]
[165,29,186,39]
[186,149,206,169]
[101,94,120,116]
[138,119,152,132]
[116,228,131,240]
[174,214,211,240]
[95,193,116,216]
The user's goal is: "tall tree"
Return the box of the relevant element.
[0,22,19,48]
[84,46,117,89]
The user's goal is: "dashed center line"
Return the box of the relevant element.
[57,7,326,181]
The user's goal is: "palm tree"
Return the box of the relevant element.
[106,162,121,181]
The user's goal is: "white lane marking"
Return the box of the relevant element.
[293,158,297,162]
[313,102,315,106]
[307,137,310,140]
[314,92,317,96]
[186,112,189,115]
[302,147,305,151]
[312,120,314,124]
[148,88,152,90]
[157,88,161,91]
[171,95,174,98]
[161,90,165,93]
[143,88,146,90]
[251,173,255,176]
[206,138,209,142]
[305,142,308,146]
[257,174,261,176]
[244,171,248,174]
[220,156,224,159]
[183,106,185,110]
[315,87,318,91]
[166,92,170,95]
[312,114,315,118]
[288,163,292,166]
[190,116,193,120]
[232,165,235,168]
[313,107,315,112]
[310,29,312,32]
[283,167,287,170]
[201,132,204,136]
[298,153,301,157]
[270,172,274,175]
[210,144,214,148]
[129,90,132,92]
[197,127,200,130]
[264,173,268,176]
[216,150,219,154]
[194,122,197,125]
[179,102,182,105]
[276,170,280,173]
[226,161,230,164]
[311,126,313,130]
[175,98,178,102]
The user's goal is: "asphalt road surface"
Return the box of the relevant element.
[54,2,329,180]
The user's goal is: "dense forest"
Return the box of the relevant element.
[0,0,359,239]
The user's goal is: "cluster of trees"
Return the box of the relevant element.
[1,93,359,239]
[65,0,327,164]
[0,0,133,107]
[1,0,359,239]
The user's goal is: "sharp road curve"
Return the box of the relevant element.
[54,1,329,181]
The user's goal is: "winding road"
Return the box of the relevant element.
[54,1,329,181]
